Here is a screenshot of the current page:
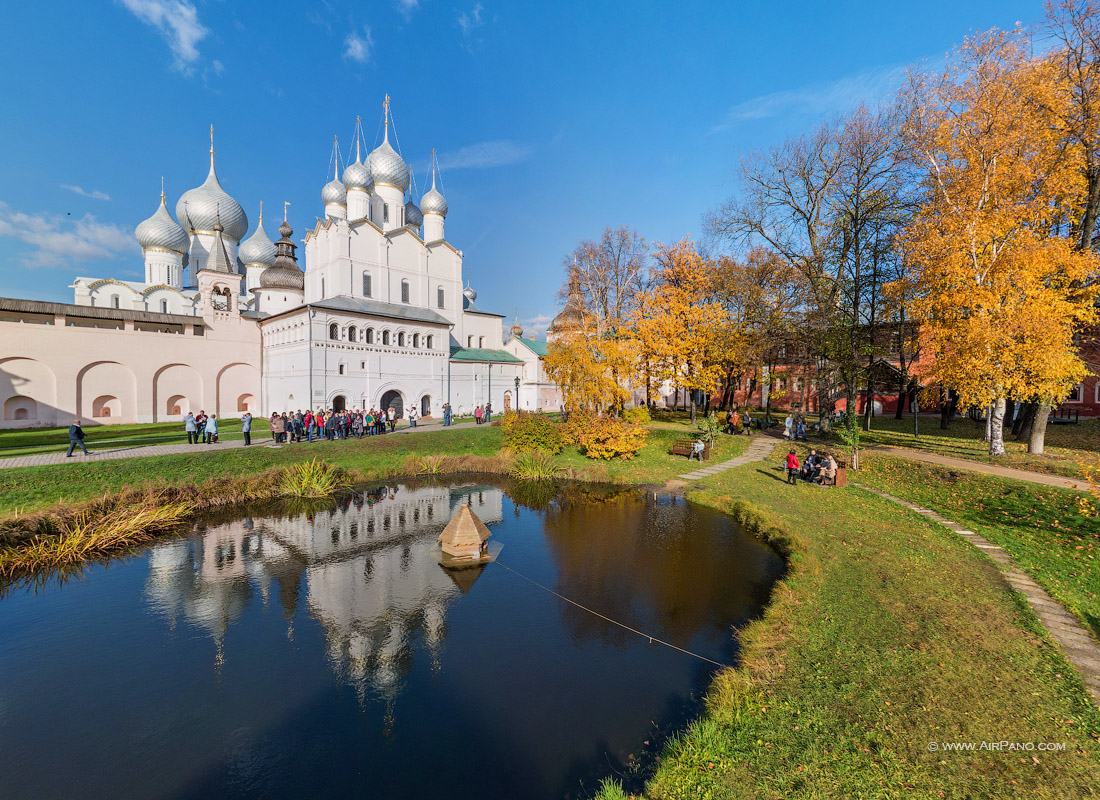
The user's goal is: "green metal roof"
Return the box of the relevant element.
[449,346,524,364]
[514,336,549,357]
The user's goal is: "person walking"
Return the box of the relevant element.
[796,412,807,442]
[206,414,219,443]
[241,412,252,446]
[474,405,482,425]
[184,412,197,445]
[387,406,396,433]
[408,406,418,428]
[65,419,89,457]
[785,449,800,485]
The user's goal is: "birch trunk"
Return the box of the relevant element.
[988,397,1006,456]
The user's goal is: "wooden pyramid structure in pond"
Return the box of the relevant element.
[438,503,491,560]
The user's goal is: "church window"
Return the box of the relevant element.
[111,295,120,309]
[321,278,325,296]
[401,280,410,303]
[339,364,345,375]
[348,325,357,342]
[412,333,420,348]
[398,332,406,347]
[329,323,339,340]
[426,335,433,349]
[479,336,484,348]
[383,204,390,224]
[467,335,472,348]
[366,328,374,344]
[382,330,390,345]
[363,273,371,297]
[437,287,444,308]
[160,299,168,313]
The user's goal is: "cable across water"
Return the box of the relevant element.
[491,560,731,669]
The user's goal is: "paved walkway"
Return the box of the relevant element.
[677,437,777,481]
[865,444,1086,491]
[0,420,480,470]
[859,485,1100,706]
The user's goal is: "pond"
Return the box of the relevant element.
[0,480,784,800]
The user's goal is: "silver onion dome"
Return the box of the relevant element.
[404,198,423,230]
[368,136,410,192]
[420,186,448,217]
[238,219,276,267]
[342,158,373,192]
[463,285,477,302]
[135,194,190,254]
[260,220,305,290]
[322,177,347,206]
[176,158,248,241]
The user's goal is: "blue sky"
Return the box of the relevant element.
[0,0,1042,336]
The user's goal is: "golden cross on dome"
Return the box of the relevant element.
[384,94,390,127]
[160,176,165,201]
[283,201,290,222]
[259,200,263,224]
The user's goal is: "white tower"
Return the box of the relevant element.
[344,117,373,222]
[135,187,189,289]
[253,211,305,316]
[176,127,248,285]
[322,136,347,221]
[238,203,277,293]
[420,151,448,243]
[367,96,410,233]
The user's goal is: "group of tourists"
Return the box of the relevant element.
[183,411,220,445]
[473,403,492,425]
[724,408,754,436]
[783,412,809,441]
[265,407,404,444]
[785,448,839,486]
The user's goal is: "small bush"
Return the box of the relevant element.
[575,414,649,460]
[622,405,651,426]
[501,410,565,454]
[510,451,563,481]
[697,411,721,443]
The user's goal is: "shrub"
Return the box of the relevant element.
[575,414,649,460]
[510,451,563,481]
[500,410,564,454]
[279,459,350,498]
[622,405,651,426]
[697,411,721,443]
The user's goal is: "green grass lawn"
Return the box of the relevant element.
[834,414,1100,481]
[609,452,1100,799]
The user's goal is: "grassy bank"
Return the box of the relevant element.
[600,455,1100,799]
[0,419,746,519]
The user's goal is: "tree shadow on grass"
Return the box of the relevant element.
[755,467,788,484]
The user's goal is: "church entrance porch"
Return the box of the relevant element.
[421,395,431,417]
[333,395,347,413]
[381,390,403,419]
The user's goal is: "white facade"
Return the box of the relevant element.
[1,107,540,428]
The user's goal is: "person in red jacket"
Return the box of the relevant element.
[785,449,800,485]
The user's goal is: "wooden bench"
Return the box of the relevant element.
[672,438,711,460]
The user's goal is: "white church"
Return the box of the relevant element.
[0,99,562,428]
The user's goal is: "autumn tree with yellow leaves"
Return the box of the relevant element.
[901,28,1100,456]
[634,239,728,424]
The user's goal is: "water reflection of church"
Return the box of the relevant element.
[144,483,503,699]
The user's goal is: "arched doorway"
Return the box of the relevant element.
[421,395,431,417]
[503,391,512,411]
[381,390,403,419]
[333,395,347,412]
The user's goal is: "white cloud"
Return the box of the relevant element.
[118,0,209,73]
[344,26,374,64]
[437,140,531,170]
[458,2,484,36]
[709,64,908,134]
[395,0,419,20]
[61,185,111,201]
[0,202,134,269]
